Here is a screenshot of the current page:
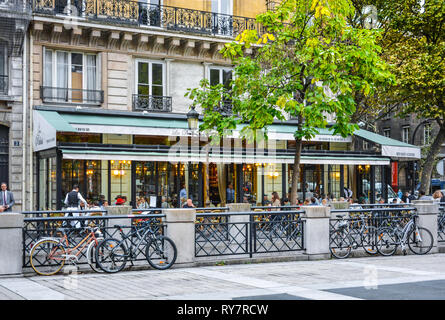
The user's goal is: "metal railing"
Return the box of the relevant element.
[40,86,104,104]
[329,207,417,250]
[132,94,172,112]
[32,0,262,38]
[438,203,445,243]
[22,211,164,269]
[195,210,305,258]
[0,75,7,95]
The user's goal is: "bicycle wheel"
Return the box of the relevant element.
[30,239,66,276]
[145,236,177,270]
[376,227,398,256]
[95,238,128,273]
[330,229,352,259]
[87,239,103,273]
[408,227,433,255]
[361,226,379,255]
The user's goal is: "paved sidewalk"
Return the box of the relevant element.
[2,254,445,300]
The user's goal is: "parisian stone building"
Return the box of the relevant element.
[0,0,30,211]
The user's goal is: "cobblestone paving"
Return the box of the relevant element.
[2,254,445,300]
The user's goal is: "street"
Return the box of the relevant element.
[2,253,445,300]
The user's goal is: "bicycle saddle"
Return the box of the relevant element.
[114,225,123,229]
[336,215,345,219]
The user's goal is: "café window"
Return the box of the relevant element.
[43,48,101,104]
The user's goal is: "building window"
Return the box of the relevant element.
[383,128,391,138]
[209,66,233,114]
[133,60,171,112]
[402,126,410,144]
[211,0,233,15]
[0,45,7,95]
[42,48,102,104]
[424,123,432,145]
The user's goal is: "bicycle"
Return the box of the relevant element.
[95,220,177,273]
[376,214,433,256]
[29,226,103,276]
[330,214,379,259]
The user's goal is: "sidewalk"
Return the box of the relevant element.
[2,253,445,300]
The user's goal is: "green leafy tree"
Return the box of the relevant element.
[379,0,445,194]
[186,0,392,204]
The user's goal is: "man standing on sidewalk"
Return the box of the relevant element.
[64,184,87,228]
[0,182,14,212]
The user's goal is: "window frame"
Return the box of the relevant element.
[402,126,410,144]
[42,47,101,103]
[134,58,167,97]
[383,128,391,138]
[424,123,432,145]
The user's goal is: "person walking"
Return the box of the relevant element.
[0,182,14,212]
[64,184,87,228]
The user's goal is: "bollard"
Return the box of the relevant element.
[227,203,251,247]
[164,208,196,264]
[412,200,439,254]
[105,205,133,240]
[0,212,24,275]
[301,205,331,260]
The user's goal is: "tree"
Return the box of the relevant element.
[186,0,392,204]
[376,0,445,193]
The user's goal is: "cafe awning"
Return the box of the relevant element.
[354,129,421,160]
[60,149,391,166]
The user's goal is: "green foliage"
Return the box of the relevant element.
[186,0,392,145]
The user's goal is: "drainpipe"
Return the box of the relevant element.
[21,31,27,211]
[29,32,33,211]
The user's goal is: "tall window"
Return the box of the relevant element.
[402,126,410,143]
[0,45,6,94]
[211,0,232,15]
[43,48,100,103]
[424,123,432,145]
[136,60,165,97]
[209,66,233,114]
[383,128,391,138]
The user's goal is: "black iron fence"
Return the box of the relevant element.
[329,207,417,250]
[195,210,305,258]
[439,203,445,243]
[33,0,262,38]
[22,211,165,269]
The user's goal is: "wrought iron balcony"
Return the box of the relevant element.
[133,94,172,112]
[40,86,104,104]
[0,75,8,95]
[32,0,262,38]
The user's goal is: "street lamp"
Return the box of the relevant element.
[187,106,199,131]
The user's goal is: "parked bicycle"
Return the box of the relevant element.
[95,220,177,273]
[29,226,103,276]
[330,214,379,259]
[376,214,433,256]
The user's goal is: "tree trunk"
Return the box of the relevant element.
[291,137,302,205]
[419,122,445,194]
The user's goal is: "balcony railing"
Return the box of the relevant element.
[32,0,262,37]
[40,86,104,104]
[0,75,8,95]
[133,94,172,112]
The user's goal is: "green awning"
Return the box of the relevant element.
[35,110,76,132]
